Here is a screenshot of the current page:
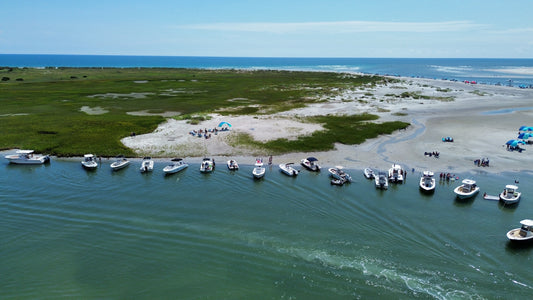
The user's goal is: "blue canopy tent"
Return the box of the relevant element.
[519,126,533,131]
[506,139,526,147]
[518,132,533,139]
[217,122,232,131]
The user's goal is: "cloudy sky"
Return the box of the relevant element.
[1,0,532,58]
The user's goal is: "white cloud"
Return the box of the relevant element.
[180,20,486,34]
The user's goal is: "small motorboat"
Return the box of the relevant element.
[363,167,374,179]
[4,150,50,165]
[279,162,298,176]
[419,171,436,193]
[507,219,533,242]
[81,154,98,170]
[200,158,215,173]
[499,184,521,205]
[140,156,154,173]
[454,179,479,200]
[388,164,404,183]
[163,158,188,174]
[375,171,388,190]
[227,159,239,170]
[301,157,320,172]
[110,155,130,171]
[252,158,266,179]
[331,178,347,186]
[328,166,352,183]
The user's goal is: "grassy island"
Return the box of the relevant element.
[0,67,409,156]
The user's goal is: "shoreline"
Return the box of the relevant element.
[4,76,533,175]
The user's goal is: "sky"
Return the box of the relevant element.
[1,0,532,58]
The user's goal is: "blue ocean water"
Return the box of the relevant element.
[1,54,533,86]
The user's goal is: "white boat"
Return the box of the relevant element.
[375,171,388,190]
[328,166,352,183]
[419,171,436,193]
[139,156,154,173]
[363,167,374,179]
[279,163,298,176]
[4,150,50,165]
[499,184,521,205]
[507,219,533,242]
[110,155,130,171]
[388,164,404,183]
[227,159,239,170]
[301,157,320,172]
[454,179,480,200]
[81,154,98,170]
[200,157,215,173]
[163,158,188,174]
[252,158,266,179]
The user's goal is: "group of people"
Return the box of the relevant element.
[474,158,489,167]
[424,151,440,158]
[439,173,457,181]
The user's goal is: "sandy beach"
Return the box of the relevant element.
[122,76,533,174]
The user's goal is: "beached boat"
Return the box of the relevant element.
[363,167,374,179]
[328,166,352,183]
[507,219,533,242]
[163,158,188,174]
[252,158,266,179]
[4,150,50,165]
[499,184,521,205]
[279,163,298,176]
[301,157,320,172]
[110,155,130,171]
[419,171,436,193]
[81,154,98,170]
[200,158,215,173]
[454,179,480,200]
[375,171,388,190]
[140,156,154,173]
[388,164,404,183]
[227,159,239,170]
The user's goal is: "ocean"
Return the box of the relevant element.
[1,54,533,298]
[1,54,533,87]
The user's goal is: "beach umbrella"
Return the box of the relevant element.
[518,132,533,139]
[217,121,232,128]
[519,126,533,131]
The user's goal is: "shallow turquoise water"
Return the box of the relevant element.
[1,159,532,299]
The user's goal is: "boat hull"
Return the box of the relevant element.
[5,155,49,165]
[163,164,188,174]
[507,228,533,242]
[499,192,521,205]
[253,167,265,179]
[111,161,130,171]
[82,162,98,170]
[454,187,479,199]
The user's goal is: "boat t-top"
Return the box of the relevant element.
[301,157,320,172]
[419,171,436,193]
[4,150,50,165]
[140,156,154,173]
[375,171,388,190]
[454,179,479,200]
[388,164,404,183]
[200,157,215,173]
[499,184,521,205]
[507,219,533,242]
[81,154,98,170]
[252,158,266,179]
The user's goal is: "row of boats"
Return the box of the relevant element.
[363,164,521,205]
[5,150,529,242]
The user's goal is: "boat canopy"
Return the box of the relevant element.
[423,171,434,176]
[16,150,34,154]
[462,179,476,185]
[520,219,533,227]
[171,158,183,162]
[307,157,318,162]
[84,154,94,158]
[505,185,518,190]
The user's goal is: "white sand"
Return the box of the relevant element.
[122,77,533,174]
